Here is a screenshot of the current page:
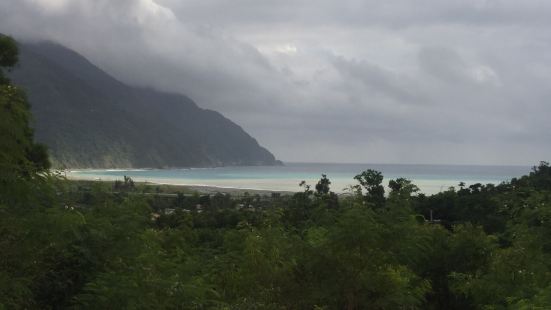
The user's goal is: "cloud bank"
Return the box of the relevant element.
[1,0,550,165]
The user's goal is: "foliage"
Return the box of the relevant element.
[3,161,551,309]
[354,169,386,208]
[0,36,18,85]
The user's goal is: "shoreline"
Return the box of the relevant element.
[64,170,503,196]
[65,174,295,196]
[61,163,526,195]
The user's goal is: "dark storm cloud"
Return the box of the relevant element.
[1,0,550,164]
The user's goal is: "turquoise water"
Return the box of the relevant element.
[68,163,531,194]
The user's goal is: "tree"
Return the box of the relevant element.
[388,178,419,197]
[354,169,385,208]
[0,35,19,84]
[0,35,50,174]
[315,174,331,196]
[0,35,50,206]
[303,206,430,309]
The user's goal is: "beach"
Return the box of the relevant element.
[64,163,530,195]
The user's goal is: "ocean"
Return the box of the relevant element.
[66,163,532,195]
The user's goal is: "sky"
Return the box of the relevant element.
[1,0,550,165]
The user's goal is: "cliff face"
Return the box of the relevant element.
[10,41,279,168]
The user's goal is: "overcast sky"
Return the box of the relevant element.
[1,0,550,165]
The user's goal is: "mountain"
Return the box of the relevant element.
[8,40,280,168]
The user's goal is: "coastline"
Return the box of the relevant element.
[63,168,508,196]
[64,172,294,195]
[59,162,530,195]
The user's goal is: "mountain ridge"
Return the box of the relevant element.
[9,39,280,168]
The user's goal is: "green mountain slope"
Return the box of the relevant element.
[9,41,279,168]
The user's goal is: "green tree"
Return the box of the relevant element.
[354,169,385,208]
[303,206,430,309]
[388,177,419,205]
[0,35,50,187]
[315,174,331,196]
[0,35,19,84]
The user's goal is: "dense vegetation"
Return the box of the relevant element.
[8,38,279,168]
[3,35,551,309]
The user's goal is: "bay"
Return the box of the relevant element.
[67,163,531,195]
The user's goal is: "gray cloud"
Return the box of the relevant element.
[1,0,550,165]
